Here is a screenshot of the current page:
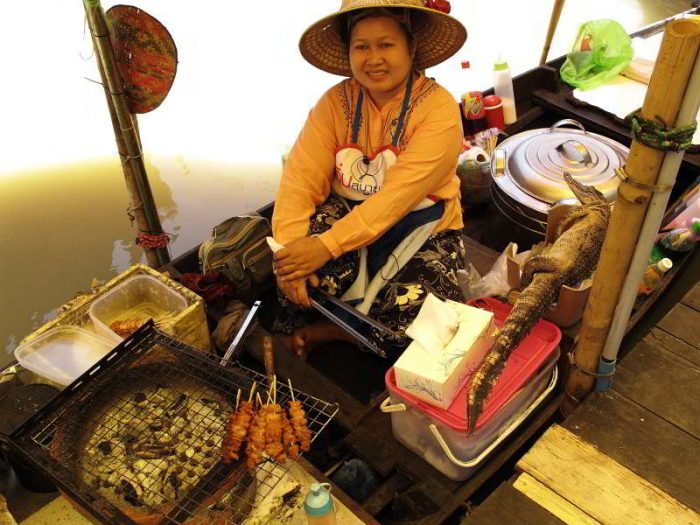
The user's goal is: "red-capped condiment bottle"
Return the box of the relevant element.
[483,94,505,131]
[460,61,488,137]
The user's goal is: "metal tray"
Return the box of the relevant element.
[9,322,338,524]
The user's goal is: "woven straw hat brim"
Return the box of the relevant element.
[299,2,467,77]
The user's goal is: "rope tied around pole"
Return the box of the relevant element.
[625,108,698,151]
[136,231,171,249]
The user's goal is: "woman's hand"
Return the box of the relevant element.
[277,273,321,307]
[274,237,332,281]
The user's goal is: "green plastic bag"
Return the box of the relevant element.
[560,19,633,91]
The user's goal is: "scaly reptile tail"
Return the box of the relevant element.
[466,273,559,433]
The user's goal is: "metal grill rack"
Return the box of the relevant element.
[10,322,338,524]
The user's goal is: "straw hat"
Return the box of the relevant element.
[299,0,467,76]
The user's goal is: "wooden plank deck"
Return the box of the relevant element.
[464,281,700,524]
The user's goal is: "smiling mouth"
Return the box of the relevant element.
[366,71,388,78]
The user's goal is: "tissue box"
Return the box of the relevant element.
[394,302,495,409]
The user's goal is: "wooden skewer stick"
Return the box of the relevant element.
[248,382,257,403]
[235,388,241,412]
[256,393,264,409]
[288,378,295,402]
[273,374,277,405]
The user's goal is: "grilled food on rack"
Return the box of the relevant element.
[264,403,286,462]
[281,412,300,460]
[287,400,312,452]
[245,406,267,469]
[222,400,254,462]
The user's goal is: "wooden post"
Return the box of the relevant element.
[564,19,700,413]
[83,0,170,267]
[540,0,565,65]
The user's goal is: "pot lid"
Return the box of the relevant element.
[494,119,628,205]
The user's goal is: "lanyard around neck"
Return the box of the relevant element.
[351,72,414,148]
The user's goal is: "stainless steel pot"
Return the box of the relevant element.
[486,119,628,250]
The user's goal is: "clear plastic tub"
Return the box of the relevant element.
[381,297,561,481]
[382,357,557,481]
[89,274,188,341]
[14,326,115,386]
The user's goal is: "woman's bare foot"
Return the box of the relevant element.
[279,320,355,359]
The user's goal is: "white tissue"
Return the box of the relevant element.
[394,300,496,409]
[463,146,489,163]
[405,293,459,354]
[266,236,285,253]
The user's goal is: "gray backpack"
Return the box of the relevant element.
[198,214,273,298]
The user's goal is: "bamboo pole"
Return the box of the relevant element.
[564,19,700,413]
[540,0,565,65]
[83,0,170,267]
[599,45,700,370]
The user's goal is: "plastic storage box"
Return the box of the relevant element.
[89,274,189,341]
[381,298,561,481]
[14,326,115,387]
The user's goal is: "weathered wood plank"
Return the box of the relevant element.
[517,425,700,525]
[681,281,700,312]
[614,340,700,438]
[462,481,565,525]
[644,327,700,367]
[343,408,459,497]
[513,474,600,525]
[415,392,564,525]
[657,302,700,348]
[563,390,700,510]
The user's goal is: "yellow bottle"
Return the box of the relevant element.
[638,258,672,295]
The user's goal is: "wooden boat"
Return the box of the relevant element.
[147,9,699,523]
[1,7,699,525]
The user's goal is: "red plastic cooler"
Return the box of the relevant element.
[381,298,561,481]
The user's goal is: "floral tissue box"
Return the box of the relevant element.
[394,301,495,410]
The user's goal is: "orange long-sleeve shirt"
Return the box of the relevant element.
[272,73,463,258]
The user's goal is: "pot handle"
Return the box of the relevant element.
[550,119,587,133]
[380,397,407,413]
[429,366,558,468]
[556,140,593,167]
[491,149,507,178]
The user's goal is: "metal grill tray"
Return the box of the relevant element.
[9,322,338,524]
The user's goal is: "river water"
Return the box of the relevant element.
[0,157,280,367]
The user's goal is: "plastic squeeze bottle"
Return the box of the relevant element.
[460,61,488,137]
[493,57,517,125]
[304,483,337,525]
[638,258,673,296]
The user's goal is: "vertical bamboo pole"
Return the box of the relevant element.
[564,19,700,413]
[540,0,566,65]
[83,0,170,267]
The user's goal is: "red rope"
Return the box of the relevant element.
[136,231,170,249]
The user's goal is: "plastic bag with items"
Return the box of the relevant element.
[560,19,633,91]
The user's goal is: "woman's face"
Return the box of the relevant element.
[348,16,414,108]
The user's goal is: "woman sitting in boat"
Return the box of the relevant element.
[271,0,468,359]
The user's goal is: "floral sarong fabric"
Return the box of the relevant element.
[273,196,466,358]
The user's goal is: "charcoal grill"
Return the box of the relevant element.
[9,322,338,524]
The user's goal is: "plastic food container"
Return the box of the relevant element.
[381,297,561,481]
[14,326,115,387]
[89,274,188,340]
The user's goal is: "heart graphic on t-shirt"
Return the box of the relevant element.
[335,145,398,197]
